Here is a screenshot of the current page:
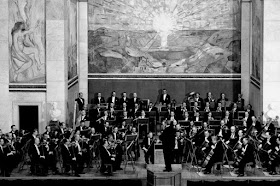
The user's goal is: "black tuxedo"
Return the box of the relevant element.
[28,144,47,175]
[130,97,141,107]
[92,96,105,104]
[238,143,255,174]
[141,137,155,164]
[0,145,6,176]
[107,96,119,106]
[119,97,130,105]
[61,144,78,174]
[204,140,224,172]
[100,145,116,173]
[159,94,171,105]
[75,98,85,111]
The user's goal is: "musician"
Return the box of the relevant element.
[159,89,171,106]
[131,103,140,118]
[226,126,238,147]
[193,111,202,122]
[92,92,105,104]
[80,134,91,168]
[119,102,130,114]
[60,138,79,176]
[216,102,223,112]
[173,131,184,164]
[235,93,244,110]
[269,137,280,175]
[100,121,112,139]
[216,93,228,108]
[231,103,239,119]
[249,116,261,132]
[194,92,204,108]
[204,112,214,123]
[192,102,200,112]
[181,111,191,121]
[108,103,116,119]
[0,138,7,176]
[130,92,141,108]
[90,103,103,124]
[72,134,84,174]
[204,92,215,106]
[29,137,48,176]
[197,130,211,161]
[75,92,85,111]
[119,92,129,106]
[204,102,211,112]
[245,104,255,119]
[141,132,155,164]
[222,111,232,127]
[203,136,224,174]
[159,120,176,172]
[258,132,273,168]
[75,120,89,133]
[41,133,59,175]
[100,139,116,175]
[76,109,89,127]
[146,101,158,113]
[107,91,119,107]
[175,102,188,117]
[107,133,123,170]
[167,111,177,122]
[236,137,255,176]
[9,125,18,140]
[217,120,230,140]
[43,125,53,138]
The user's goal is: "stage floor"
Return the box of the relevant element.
[5,150,280,182]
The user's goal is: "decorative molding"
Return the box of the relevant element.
[88,73,241,80]
[68,76,79,89]
[9,84,47,92]
[250,76,261,89]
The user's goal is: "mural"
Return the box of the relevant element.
[252,0,262,81]
[88,0,241,74]
[67,0,78,80]
[9,0,45,83]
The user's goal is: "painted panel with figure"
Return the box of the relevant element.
[252,0,262,81]
[67,0,78,80]
[88,0,241,74]
[9,0,45,83]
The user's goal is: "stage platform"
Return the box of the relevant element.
[1,151,280,186]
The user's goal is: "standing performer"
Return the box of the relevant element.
[159,121,176,172]
[141,132,155,164]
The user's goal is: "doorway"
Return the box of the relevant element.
[19,106,38,132]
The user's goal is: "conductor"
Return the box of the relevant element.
[159,121,176,172]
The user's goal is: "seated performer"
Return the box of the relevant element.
[236,137,255,176]
[0,138,8,177]
[269,136,280,175]
[100,139,116,175]
[60,138,79,176]
[203,136,224,174]
[29,137,48,176]
[141,132,155,164]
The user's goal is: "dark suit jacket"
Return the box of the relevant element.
[92,97,105,104]
[141,137,155,152]
[100,145,113,164]
[130,98,141,107]
[107,96,119,106]
[0,145,6,168]
[119,97,130,105]
[29,144,42,163]
[160,125,175,150]
[159,94,171,105]
[242,143,255,163]
[61,144,74,165]
[75,98,85,111]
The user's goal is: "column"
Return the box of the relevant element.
[46,0,68,123]
[263,0,280,118]
[241,0,252,106]
[0,0,10,132]
[78,0,88,104]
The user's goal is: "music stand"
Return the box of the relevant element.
[178,120,190,128]
[137,118,149,139]
[124,118,133,125]
[212,112,222,120]
[233,119,243,128]
[209,102,216,110]
[194,121,202,128]
[105,120,115,126]
[125,134,138,142]
[209,120,221,127]
[90,134,102,141]
[238,111,245,120]
[100,103,108,109]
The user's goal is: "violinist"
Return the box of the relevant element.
[197,130,211,161]
[269,136,280,175]
[111,127,124,170]
[141,131,155,164]
[100,139,116,175]
[5,133,19,170]
[225,126,238,161]
[107,134,122,170]
[203,136,224,174]
[173,131,184,164]
[100,121,111,138]
[41,133,59,174]
[29,137,47,176]
[217,120,230,140]
[80,134,90,168]
[60,138,79,176]
[258,132,273,169]
[236,137,255,177]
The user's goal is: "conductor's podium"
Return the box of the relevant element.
[154,143,164,164]
[147,164,182,186]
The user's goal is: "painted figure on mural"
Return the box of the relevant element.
[9,0,45,83]
[11,21,42,82]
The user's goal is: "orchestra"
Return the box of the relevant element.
[1,90,280,177]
